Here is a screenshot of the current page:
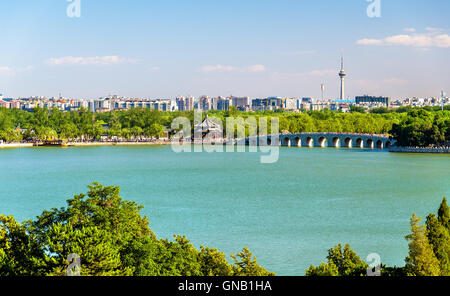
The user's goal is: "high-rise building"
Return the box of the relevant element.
[216,97,230,111]
[176,96,194,111]
[185,96,194,111]
[355,95,390,107]
[283,98,297,110]
[252,97,283,111]
[339,53,346,100]
[176,97,186,111]
[199,96,211,111]
[231,96,250,110]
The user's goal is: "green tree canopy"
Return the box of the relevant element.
[1,183,275,277]
[405,214,441,276]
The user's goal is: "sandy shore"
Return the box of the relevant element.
[0,143,34,149]
[70,141,171,147]
[0,141,171,149]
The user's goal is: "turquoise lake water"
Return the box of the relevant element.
[0,145,449,275]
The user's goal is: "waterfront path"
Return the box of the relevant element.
[389,146,450,154]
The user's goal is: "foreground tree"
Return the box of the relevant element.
[306,244,368,276]
[0,215,43,276]
[231,247,275,276]
[426,214,450,275]
[1,183,275,276]
[405,214,441,276]
[424,198,450,276]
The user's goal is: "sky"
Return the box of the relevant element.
[0,0,449,100]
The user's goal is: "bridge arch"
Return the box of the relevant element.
[283,137,291,147]
[331,137,340,148]
[356,138,364,148]
[318,137,327,148]
[376,140,384,149]
[268,133,394,149]
[344,137,352,148]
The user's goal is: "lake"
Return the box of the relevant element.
[0,145,449,275]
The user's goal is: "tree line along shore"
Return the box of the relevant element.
[0,105,449,148]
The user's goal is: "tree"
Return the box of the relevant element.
[426,214,450,275]
[405,214,440,276]
[35,126,58,140]
[438,197,450,230]
[59,122,78,139]
[155,235,203,276]
[350,106,366,114]
[306,261,339,276]
[0,215,43,276]
[121,128,131,140]
[306,244,368,276]
[231,247,275,276]
[370,107,390,114]
[131,126,143,140]
[390,109,449,147]
[44,223,132,276]
[198,246,233,276]
[27,183,155,275]
[149,123,165,139]
[0,129,22,142]
[0,183,274,277]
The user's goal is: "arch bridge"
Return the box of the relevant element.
[245,133,395,149]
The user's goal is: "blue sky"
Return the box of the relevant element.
[0,0,449,99]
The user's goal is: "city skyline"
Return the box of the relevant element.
[0,0,449,99]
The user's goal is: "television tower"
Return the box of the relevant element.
[321,83,325,101]
[339,52,346,100]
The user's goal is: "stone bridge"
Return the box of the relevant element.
[245,133,396,149]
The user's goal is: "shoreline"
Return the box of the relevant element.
[70,141,171,147]
[0,141,171,149]
[389,146,450,154]
[0,143,34,149]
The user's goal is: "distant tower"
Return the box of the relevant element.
[339,52,346,100]
[321,83,325,101]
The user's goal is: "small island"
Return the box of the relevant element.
[389,109,450,153]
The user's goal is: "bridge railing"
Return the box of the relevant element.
[262,132,391,138]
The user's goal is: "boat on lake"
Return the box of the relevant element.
[34,139,70,147]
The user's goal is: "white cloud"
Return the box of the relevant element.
[353,78,409,90]
[201,64,266,73]
[280,50,316,56]
[403,28,416,33]
[245,64,266,73]
[356,30,450,48]
[383,78,409,85]
[0,65,33,76]
[356,38,384,46]
[47,56,138,66]
[271,69,335,81]
[307,69,336,76]
[0,66,13,74]
[425,27,442,33]
[201,64,237,72]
